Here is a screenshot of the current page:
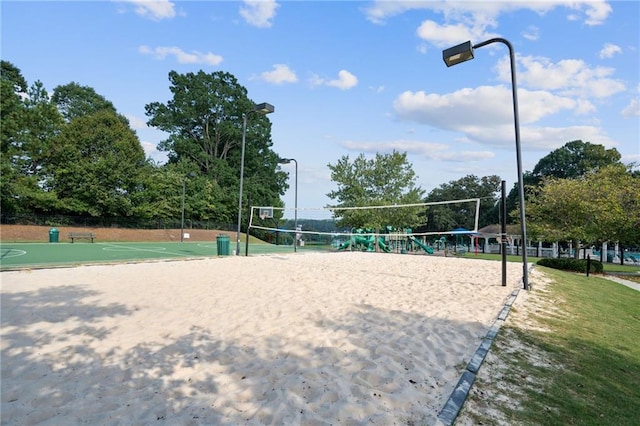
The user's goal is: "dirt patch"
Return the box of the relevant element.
[0,225,233,243]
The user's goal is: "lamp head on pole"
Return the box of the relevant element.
[442,41,474,67]
[277,157,292,164]
[253,102,275,115]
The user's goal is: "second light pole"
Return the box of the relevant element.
[278,157,298,252]
[236,102,275,256]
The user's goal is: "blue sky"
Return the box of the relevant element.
[2,0,639,211]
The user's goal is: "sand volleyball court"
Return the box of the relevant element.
[1,252,523,425]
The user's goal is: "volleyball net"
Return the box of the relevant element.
[247,198,481,251]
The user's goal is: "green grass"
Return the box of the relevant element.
[460,252,544,264]
[465,267,640,425]
[460,251,640,274]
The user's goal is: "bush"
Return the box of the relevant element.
[537,257,603,273]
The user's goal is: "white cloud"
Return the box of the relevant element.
[311,70,358,90]
[393,86,581,128]
[522,25,539,41]
[391,86,611,150]
[125,114,147,129]
[496,55,626,99]
[328,70,358,90]
[138,45,223,66]
[259,64,297,84]
[415,20,498,48]
[116,0,176,20]
[599,43,622,59]
[239,0,279,28]
[451,123,616,151]
[582,0,612,25]
[339,139,494,162]
[363,1,612,26]
[622,153,640,165]
[621,99,640,118]
[518,125,616,150]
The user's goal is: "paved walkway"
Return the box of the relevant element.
[601,275,640,292]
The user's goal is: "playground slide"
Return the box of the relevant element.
[337,235,391,253]
[337,240,351,250]
[409,235,434,254]
[377,237,391,253]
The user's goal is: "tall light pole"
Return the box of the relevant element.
[180,172,196,243]
[236,102,275,256]
[278,157,298,252]
[443,38,529,290]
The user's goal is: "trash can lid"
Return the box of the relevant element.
[50,227,59,231]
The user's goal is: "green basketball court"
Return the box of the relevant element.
[0,241,303,271]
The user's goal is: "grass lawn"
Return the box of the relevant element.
[458,266,640,425]
[461,252,640,281]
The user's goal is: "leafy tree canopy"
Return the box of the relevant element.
[1,61,28,152]
[146,70,252,174]
[51,82,122,123]
[327,151,425,230]
[526,164,639,249]
[507,140,624,222]
[1,60,27,92]
[1,72,64,215]
[531,139,622,180]
[423,174,502,232]
[47,110,147,217]
[145,70,287,217]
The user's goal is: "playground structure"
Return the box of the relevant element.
[337,227,434,254]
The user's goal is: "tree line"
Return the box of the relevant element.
[1,62,287,228]
[326,144,639,250]
[3,60,638,249]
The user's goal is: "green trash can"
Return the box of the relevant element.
[216,234,230,256]
[49,227,59,243]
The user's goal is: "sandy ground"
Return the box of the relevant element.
[1,252,523,425]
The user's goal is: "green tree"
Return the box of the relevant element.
[51,82,122,123]
[327,151,425,230]
[18,81,65,177]
[526,165,639,256]
[10,81,65,213]
[47,110,147,217]
[423,174,502,232]
[1,61,27,152]
[506,140,623,220]
[531,140,621,180]
[1,61,28,215]
[1,64,64,215]
[132,161,225,222]
[145,70,287,221]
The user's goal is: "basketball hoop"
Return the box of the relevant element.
[259,207,273,220]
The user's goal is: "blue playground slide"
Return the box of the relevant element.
[408,235,434,254]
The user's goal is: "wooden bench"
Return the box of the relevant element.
[68,232,95,243]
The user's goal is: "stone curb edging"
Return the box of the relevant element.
[436,267,531,426]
